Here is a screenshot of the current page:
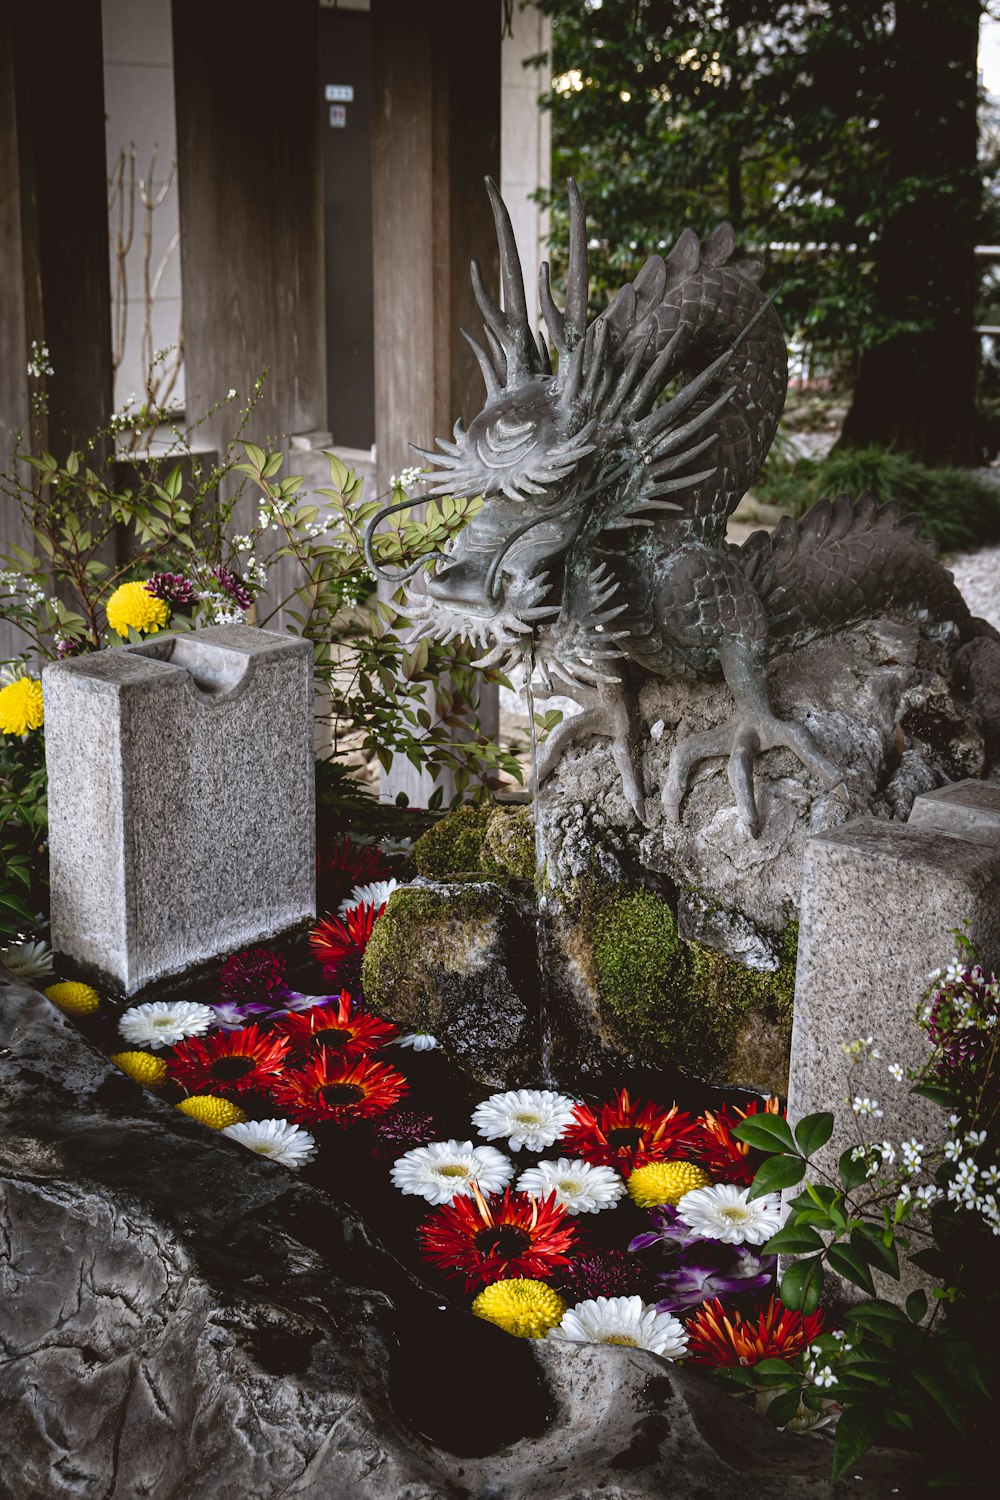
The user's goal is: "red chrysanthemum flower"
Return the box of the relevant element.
[692,1096,782,1186]
[318,835,391,890]
[310,902,383,989]
[275,990,398,1059]
[557,1247,648,1303]
[684,1296,825,1367]
[560,1089,696,1172]
[419,1186,579,1293]
[270,1048,408,1124]
[219,945,288,1002]
[169,1024,290,1096]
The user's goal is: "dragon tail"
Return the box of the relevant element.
[737,492,974,651]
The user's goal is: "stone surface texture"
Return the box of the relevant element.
[0,970,923,1500]
[44,625,315,997]
[538,616,992,948]
[362,879,538,1087]
[789,787,1000,1299]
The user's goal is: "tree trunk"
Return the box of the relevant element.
[837,0,984,465]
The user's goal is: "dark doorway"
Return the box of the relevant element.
[320,4,375,449]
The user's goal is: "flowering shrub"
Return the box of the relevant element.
[726,933,999,1484]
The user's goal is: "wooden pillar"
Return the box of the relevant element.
[0,0,113,662]
[171,0,326,457]
[371,0,501,805]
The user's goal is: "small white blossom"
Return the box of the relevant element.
[900,1139,924,1173]
[887,1063,905,1082]
[965,1130,987,1149]
[812,1366,837,1389]
[851,1096,883,1119]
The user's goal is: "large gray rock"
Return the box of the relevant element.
[538,617,989,946]
[43,625,315,998]
[0,973,922,1499]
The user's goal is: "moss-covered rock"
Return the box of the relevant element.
[561,882,796,1091]
[361,880,537,1087]
[412,803,536,882]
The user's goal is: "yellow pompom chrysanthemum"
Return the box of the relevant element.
[110,1050,169,1087]
[627,1160,712,1208]
[0,677,44,735]
[106,580,169,639]
[471,1278,565,1339]
[44,980,101,1015]
[176,1095,247,1130]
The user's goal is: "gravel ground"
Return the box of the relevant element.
[949,544,1000,632]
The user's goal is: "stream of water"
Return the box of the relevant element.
[524,663,557,1087]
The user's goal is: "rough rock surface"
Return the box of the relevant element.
[539,616,991,943]
[0,973,924,1500]
[362,880,538,1088]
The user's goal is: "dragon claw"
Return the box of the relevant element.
[662,711,847,838]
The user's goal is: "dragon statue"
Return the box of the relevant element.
[366,179,971,836]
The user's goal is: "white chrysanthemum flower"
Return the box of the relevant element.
[118,999,215,1050]
[517,1157,626,1215]
[0,939,54,981]
[548,1295,688,1360]
[472,1088,578,1152]
[675,1182,783,1246]
[397,1031,440,1051]
[222,1118,317,1171]
[390,1139,513,1205]
[338,879,398,916]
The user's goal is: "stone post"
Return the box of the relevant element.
[788,782,1000,1296]
[44,626,315,998]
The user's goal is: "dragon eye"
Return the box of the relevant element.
[482,413,536,458]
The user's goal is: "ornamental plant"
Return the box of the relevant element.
[724,933,999,1486]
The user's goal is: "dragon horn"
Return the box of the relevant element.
[539,260,566,355]
[460,328,502,400]
[564,178,588,347]
[485,176,529,335]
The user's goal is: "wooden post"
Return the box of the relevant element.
[371,0,501,806]
[0,0,113,663]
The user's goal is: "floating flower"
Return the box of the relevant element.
[119,998,215,1050]
[675,1183,782,1246]
[652,1244,775,1314]
[472,1088,578,1152]
[517,1157,626,1215]
[691,1097,781,1186]
[45,980,100,1015]
[391,1139,514,1205]
[629,1202,707,1255]
[176,1095,247,1130]
[106,579,170,637]
[419,1187,578,1292]
[271,1049,407,1124]
[472,1279,566,1339]
[318,835,391,893]
[310,903,381,989]
[0,676,44,735]
[338,878,399,916]
[684,1296,825,1366]
[110,1050,169,1086]
[268,990,341,1017]
[208,999,272,1032]
[397,1031,439,1051]
[560,1090,695,1171]
[548,1295,688,1360]
[169,1023,290,1095]
[1,939,54,980]
[221,1118,318,1171]
[369,1107,446,1158]
[219,946,288,1002]
[275,991,398,1059]
[557,1247,649,1303]
[146,572,195,606]
[627,1160,711,1208]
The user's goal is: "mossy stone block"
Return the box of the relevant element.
[412,803,536,881]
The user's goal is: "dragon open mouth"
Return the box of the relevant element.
[403,570,559,669]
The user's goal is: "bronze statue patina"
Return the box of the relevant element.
[366,180,970,835]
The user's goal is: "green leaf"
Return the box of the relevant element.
[911,1083,953,1108]
[746,1153,805,1199]
[831,1404,883,1482]
[763,1224,825,1254]
[765,1388,808,1428]
[779,1255,824,1314]
[793,1111,834,1156]
[852,1226,899,1280]
[910,1367,966,1434]
[733,1114,797,1154]
[827,1243,877,1296]
[838,1147,870,1193]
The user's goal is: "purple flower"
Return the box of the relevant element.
[56,635,88,659]
[268,990,347,1018]
[211,565,252,611]
[146,572,195,606]
[653,1244,775,1314]
[209,999,273,1032]
[628,1202,707,1255]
